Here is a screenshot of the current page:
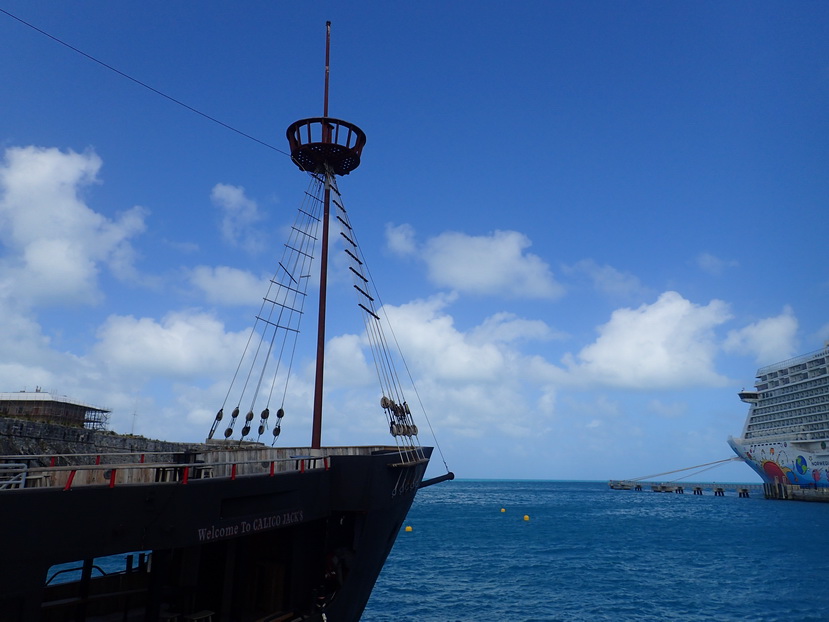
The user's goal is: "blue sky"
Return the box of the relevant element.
[1,2,827,481]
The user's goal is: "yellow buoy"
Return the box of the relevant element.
[405,525,413,532]
[500,508,506,513]
[523,515,530,521]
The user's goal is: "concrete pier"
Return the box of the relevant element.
[763,482,829,502]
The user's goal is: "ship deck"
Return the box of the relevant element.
[0,444,417,491]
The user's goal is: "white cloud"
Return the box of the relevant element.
[0,302,63,389]
[383,295,505,382]
[0,145,147,307]
[563,291,732,388]
[647,399,687,419]
[189,265,268,306]
[385,223,417,256]
[423,229,564,299]
[723,306,798,364]
[93,310,249,380]
[562,259,646,298]
[815,323,829,346]
[211,183,264,252]
[343,294,564,439]
[468,311,563,344]
[696,252,739,276]
[381,224,564,299]
[562,394,619,424]
[324,334,373,389]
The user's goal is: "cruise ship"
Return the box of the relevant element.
[728,345,829,488]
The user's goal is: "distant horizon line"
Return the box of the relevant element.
[444,478,762,485]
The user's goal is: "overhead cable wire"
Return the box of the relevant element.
[626,457,741,482]
[668,462,734,484]
[0,7,290,157]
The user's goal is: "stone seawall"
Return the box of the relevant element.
[0,417,195,465]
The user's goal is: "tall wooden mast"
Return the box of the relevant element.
[312,22,333,449]
[286,22,366,448]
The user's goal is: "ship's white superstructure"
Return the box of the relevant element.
[728,345,829,488]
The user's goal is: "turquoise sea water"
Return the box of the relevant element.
[363,480,829,622]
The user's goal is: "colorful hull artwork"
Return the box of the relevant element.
[728,438,829,488]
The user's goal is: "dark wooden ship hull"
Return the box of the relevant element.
[0,444,431,622]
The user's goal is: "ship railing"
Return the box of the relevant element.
[0,445,412,491]
[0,452,332,491]
[287,117,365,151]
[757,347,829,376]
[0,462,29,489]
[286,117,366,175]
[46,563,108,586]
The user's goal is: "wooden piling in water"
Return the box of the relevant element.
[609,481,761,497]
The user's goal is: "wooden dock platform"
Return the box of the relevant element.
[609,480,762,497]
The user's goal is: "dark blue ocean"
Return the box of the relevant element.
[362,480,829,622]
